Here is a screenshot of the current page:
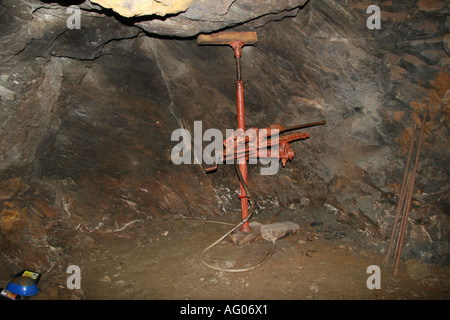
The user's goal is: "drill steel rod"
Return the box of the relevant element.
[281,120,327,133]
[383,123,417,266]
[393,171,414,264]
[394,104,428,275]
[231,41,250,233]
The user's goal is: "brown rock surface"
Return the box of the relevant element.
[0,0,448,276]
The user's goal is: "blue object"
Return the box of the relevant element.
[6,276,39,297]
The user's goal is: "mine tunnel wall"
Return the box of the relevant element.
[0,0,448,274]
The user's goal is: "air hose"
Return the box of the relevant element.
[200,159,276,273]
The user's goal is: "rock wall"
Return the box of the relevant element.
[0,0,448,274]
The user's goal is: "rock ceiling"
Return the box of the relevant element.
[86,0,309,36]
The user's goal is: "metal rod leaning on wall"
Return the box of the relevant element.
[383,123,417,267]
[393,171,414,263]
[393,103,428,276]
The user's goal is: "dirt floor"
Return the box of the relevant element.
[3,208,449,301]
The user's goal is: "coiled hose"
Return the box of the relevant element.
[200,159,275,272]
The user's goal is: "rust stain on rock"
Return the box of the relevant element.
[0,178,25,201]
[416,0,446,12]
[398,70,449,153]
[393,111,405,121]
[0,208,25,235]
[32,200,59,219]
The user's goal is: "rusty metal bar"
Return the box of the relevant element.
[278,120,327,133]
[394,104,428,275]
[383,123,417,266]
[230,41,250,233]
[393,171,414,264]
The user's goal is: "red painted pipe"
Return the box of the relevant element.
[231,41,250,233]
[236,80,250,232]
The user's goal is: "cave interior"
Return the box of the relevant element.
[0,0,449,300]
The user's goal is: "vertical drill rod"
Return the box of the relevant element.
[231,41,250,233]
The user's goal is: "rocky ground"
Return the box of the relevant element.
[0,0,448,293]
[1,207,447,300]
